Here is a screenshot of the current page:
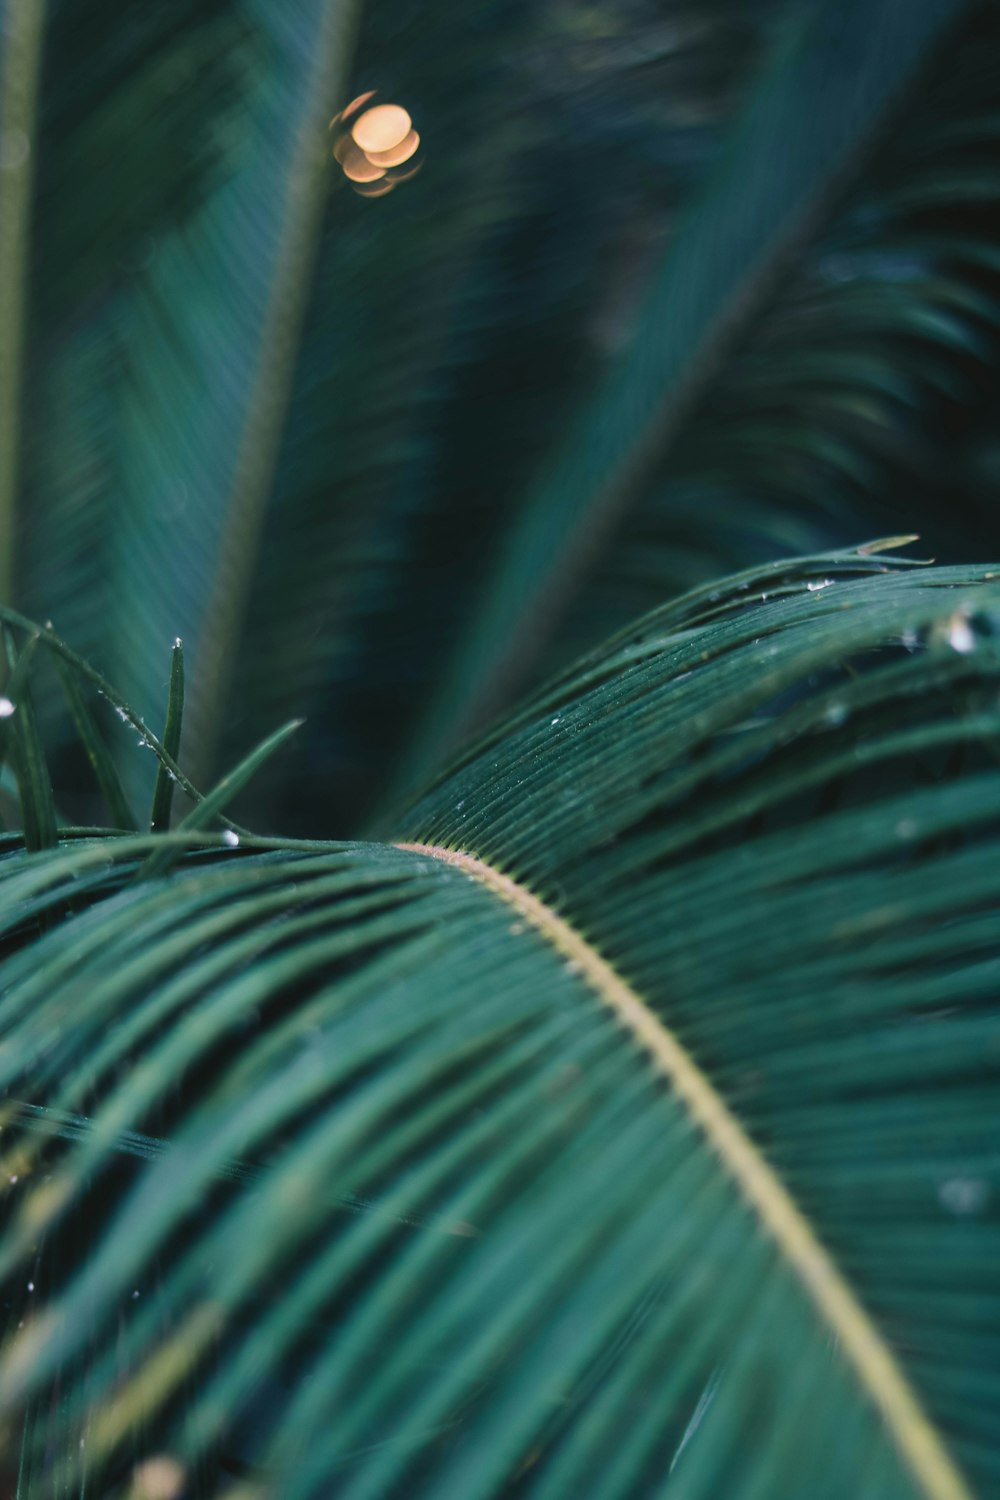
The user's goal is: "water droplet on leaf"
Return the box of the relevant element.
[938,1176,989,1216]
[946,611,976,654]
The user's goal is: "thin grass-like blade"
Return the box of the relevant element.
[139,718,302,879]
[149,638,185,834]
[2,629,55,851]
[53,653,138,832]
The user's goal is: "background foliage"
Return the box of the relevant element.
[6,0,1000,832]
[0,0,999,1495]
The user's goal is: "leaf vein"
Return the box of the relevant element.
[396,839,973,1500]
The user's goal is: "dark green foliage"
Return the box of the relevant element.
[391,0,969,795]
[3,1,1000,1494]
[15,0,1000,833]
[0,552,995,1495]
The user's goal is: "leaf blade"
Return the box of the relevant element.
[392,0,971,799]
[149,638,185,834]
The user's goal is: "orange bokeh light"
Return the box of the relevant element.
[353,179,397,198]
[340,91,376,123]
[331,93,421,198]
[365,129,420,168]
[352,104,411,154]
[338,140,386,183]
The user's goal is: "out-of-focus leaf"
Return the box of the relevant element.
[390,0,969,800]
[1,629,56,852]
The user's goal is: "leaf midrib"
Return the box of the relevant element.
[395,839,973,1500]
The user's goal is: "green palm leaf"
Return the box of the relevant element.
[5,0,888,834]
[18,0,1000,836]
[0,548,996,1497]
[387,0,986,801]
[12,0,360,813]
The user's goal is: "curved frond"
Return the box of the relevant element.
[387,0,975,798]
[0,552,997,1497]
[13,0,1000,837]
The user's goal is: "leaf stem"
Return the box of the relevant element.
[0,0,47,605]
[183,0,362,788]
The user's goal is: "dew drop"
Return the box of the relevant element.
[806,579,834,592]
[446,1220,478,1239]
[946,612,976,654]
[0,697,15,718]
[824,702,848,727]
[222,830,240,848]
[938,1176,989,1216]
[551,717,561,726]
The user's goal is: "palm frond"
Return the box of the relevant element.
[18,0,251,650]
[13,0,792,835]
[555,5,1000,656]
[17,0,360,804]
[388,0,977,801]
[219,0,789,834]
[15,0,1000,838]
[0,549,996,1496]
